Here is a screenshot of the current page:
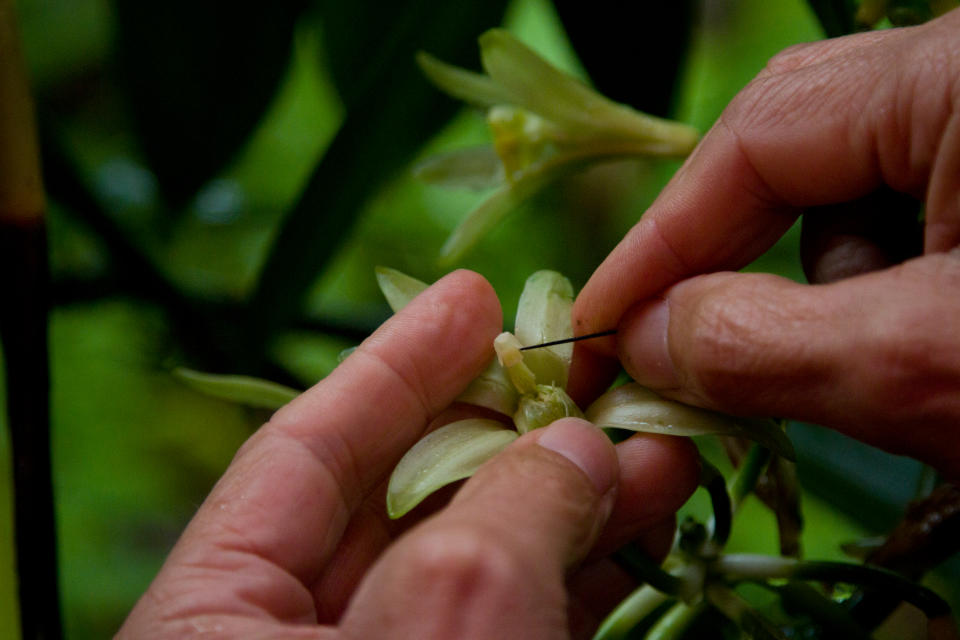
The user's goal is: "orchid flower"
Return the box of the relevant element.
[378,267,794,519]
[414,29,700,264]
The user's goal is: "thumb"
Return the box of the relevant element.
[616,252,960,475]
[338,418,617,640]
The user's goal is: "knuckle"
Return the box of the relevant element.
[675,275,805,409]
[763,42,820,75]
[401,525,521,598]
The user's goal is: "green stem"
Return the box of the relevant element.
[645,601,708,640]
[614,545,690,597]
[728,444,771,512]
[701,456,732,547]
[704,583,787,640]
[592,585,671,640]
[713,554,951,619]
[770,582,872,639]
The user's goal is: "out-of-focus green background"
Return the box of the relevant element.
[1,0,955,637]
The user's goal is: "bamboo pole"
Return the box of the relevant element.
[0,0,62,638]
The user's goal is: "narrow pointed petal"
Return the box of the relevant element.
[585,383,795,460]
[478,29,699,154]
[456,358,519,416]
[375,266,429,312]
[416,50,513,108]
[439,171,550,265]
[173,367,300,410]
[413,146,505,190]
[387,419,518,518]
[515,270,574,388]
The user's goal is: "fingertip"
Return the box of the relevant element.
[435,269,503,333]
[618,298,679,390]
[535,418,618,497]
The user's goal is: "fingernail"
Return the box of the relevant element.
[619,299,678,389]
[536,418,616,495]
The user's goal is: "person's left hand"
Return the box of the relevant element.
[117,270,698,639]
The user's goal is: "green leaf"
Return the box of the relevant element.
[585,383,796,460]
[248,0,511,343]
[173,367,300,410]
[387,419,517,518]
[416,51,512,108]
[412,146,504,190]
[514,270,574,388]
[375,266,429,313]
[112,0,307,203]
[456,359,519,416]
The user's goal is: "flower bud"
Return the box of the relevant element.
[514,384,584,434]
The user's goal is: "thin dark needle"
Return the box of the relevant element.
[519,329,617,351]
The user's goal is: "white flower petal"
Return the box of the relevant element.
[387,419,518,518]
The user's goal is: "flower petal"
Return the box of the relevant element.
[375,266,429,312]
[456,358,519,416]
[387,418,518,518]
[586,383,796,460]
[439,170,551,265]
[416,50,513,108]
[173,367,300,410]
[413,146,505,190]
[514,270,574,388]
[478,29,698,154]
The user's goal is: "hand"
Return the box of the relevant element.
[572,9,960,476]
[118,271,698,639]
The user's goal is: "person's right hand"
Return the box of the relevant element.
[572,9,960,477]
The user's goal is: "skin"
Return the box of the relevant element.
[118,270,698,639]
[121,10,960,637]
[572,8,960,478]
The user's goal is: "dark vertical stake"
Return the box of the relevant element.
[0,0,62,636]
[0,221,62,640]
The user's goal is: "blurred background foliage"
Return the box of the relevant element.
[0,0,956,637]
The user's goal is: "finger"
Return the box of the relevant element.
[339,418,618,639]
[125,270,501,627]
[800,187,923,283]
[757,27,900,77]
[573,12,960,349]
[568,340,622,407]
[592,433,699,558]
[309,404,512,621]
[616,253,960,474]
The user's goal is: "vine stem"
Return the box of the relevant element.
[713,554,951,619]
[0,1,63,638]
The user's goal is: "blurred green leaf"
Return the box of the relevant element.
[112,0,308,203]
[248,0,510,344]
[173,367,300,410]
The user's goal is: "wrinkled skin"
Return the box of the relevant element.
[573,8,960,479]
[118,271,698,639]
[121,9,960,638]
